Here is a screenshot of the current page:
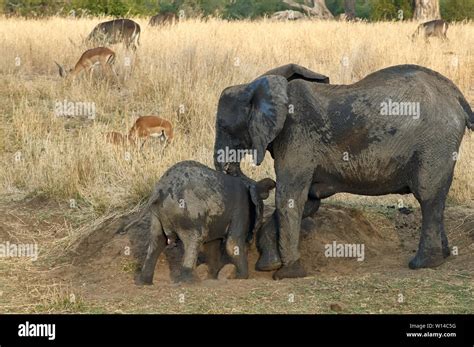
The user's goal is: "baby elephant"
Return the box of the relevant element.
[119,160,275,284]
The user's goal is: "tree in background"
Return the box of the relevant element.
[344,0,356,19]
[412,0,440,20]
[370,0,413,20]
[325,0,387,20]
[282,0,334,19]
[1,0,473,20]
[440,0,474,21]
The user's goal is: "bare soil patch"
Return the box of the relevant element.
[0,195,472,313]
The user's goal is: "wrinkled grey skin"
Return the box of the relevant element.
[119,160,275,284]
[213,63,474,280]
[87,19,140,51]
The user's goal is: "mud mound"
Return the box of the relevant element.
[65,204,473,283]
[65,216,123,265]
[66,205,398,281]
[299,206,398,275]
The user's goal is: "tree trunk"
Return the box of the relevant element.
[412,0,440,21]
[283,0,334,19]
[344,0,356,20]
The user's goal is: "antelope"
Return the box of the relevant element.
[128,116,174,148]
[87,19,140,51]
[412,19,449,41]
[104,131,129,145]
[149,12,178,26]
[54,47,117,80]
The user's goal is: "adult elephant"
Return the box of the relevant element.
[213,63,474,280]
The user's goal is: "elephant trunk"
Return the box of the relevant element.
[213,129,245,177]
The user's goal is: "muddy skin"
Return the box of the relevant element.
[128,217,233,284]
[214,63,473,279]
[176,267,196,283]
[123,160,275,285]
[272,259,306,280]
[256,194,321,272]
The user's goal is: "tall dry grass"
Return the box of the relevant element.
[0,17,473,213]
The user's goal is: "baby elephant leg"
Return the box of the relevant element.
[138,214,167,285]
[164,240,184,282]
[176,231,203,283]
[203,239,226,279]
[225,231,249,279]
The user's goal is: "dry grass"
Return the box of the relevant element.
[0,17,473,214]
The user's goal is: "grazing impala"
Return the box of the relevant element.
[149,12,178,26]
[87,19,141,51]
[128,116,174,147]
[55,47,117,79]
[412,19,449,41]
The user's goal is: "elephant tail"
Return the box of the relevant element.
[468,110,474,131]
[458,96,474,130]
[117,208,147,235]
[116,196,158,235]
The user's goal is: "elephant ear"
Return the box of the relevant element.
[246,75,289,165]
[260,63,330,84]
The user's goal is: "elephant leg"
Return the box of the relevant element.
[138,214,166,285]
[272,173,312,280]
[164,239,184,282]
[441,223,450,258]
[302,197,321,219]
[409,197,447,269]
[256,212,280,271]
[409,172,452,269]
[256,196,320,272]
[225,221,249,279]
[203,239,224,279]
[176,231,202,283]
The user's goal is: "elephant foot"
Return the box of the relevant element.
[273,260,306,280]
[256,252,282,272]
[235,269,249,279]
[175,267,196,283]
[136,273,153,286]
[409,248,445,269]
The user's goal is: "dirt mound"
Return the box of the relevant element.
[65,204,400,281]
[62,203,473,285]
[299,206,398,275]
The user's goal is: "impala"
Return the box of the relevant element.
[55,47,117,79]
[149,12,178,26]
[128,116,174,147]
[412,19,449,41]
[87,19,141,51]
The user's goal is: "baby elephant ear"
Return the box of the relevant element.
[247,75,289,166]
[256,178,276,200]
[248,178,276,241]
[260,63,330,84]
